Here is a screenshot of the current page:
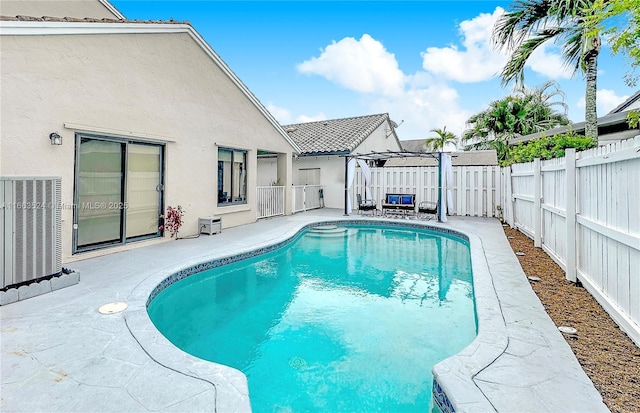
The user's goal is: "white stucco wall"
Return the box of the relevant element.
[293,119,402,210]
[256,157,279,186]
[1,28,294,261]
[0,0,122,19]
[351,120,402,155]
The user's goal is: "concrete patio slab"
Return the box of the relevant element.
[1,209,608,412]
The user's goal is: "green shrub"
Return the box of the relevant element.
[502,131,597,166]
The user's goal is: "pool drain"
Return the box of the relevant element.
[288,356,308,370]
[98,302,128,315]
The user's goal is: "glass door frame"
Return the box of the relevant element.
[72,133,165,254]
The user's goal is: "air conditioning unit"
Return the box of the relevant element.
[1,177,62,289]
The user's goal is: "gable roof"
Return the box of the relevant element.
[0,16,302,153]
[282,113,396,155]
[608,90,640,114]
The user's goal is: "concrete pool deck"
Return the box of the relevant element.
[1,209,608,412]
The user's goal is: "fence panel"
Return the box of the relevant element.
[256,186,285,219]
[292,185,324,213]
[509,162,536,237]
[501,136,640,346]
[354,166,502,218]
[574,137,640,345]
[541,157,568,268]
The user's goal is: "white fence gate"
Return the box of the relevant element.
[256,186,285,219]
[353,166,503,218]
[292,185,323,214]
[502,136,640,347]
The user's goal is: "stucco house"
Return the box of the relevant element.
[0,0,300,286]
[278,113,403,209]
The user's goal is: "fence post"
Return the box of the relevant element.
[302,185,307,212]
[533,158,542,247]
[565,148,577,282]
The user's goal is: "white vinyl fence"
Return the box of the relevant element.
[353,166,503,218]
[292,185,324,213]
[256,186,285,219]
[502,136,640,346]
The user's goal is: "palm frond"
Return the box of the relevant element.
[493,0,554,49]
[500,29,562,85]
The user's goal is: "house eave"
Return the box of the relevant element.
[299,150,350,157]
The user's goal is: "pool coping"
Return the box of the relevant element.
[130,215,607,412]
[1,211,608,412]
[128,218,476,411]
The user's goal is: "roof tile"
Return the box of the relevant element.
[283,113,389,154]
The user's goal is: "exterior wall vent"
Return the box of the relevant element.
[1,177,62,289]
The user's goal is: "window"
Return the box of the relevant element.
[74,134,164,252]
[218,148,247,205]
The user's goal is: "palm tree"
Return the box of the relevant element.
[493,0,600,140]
[463,81,570,161]
[424,126,458,152]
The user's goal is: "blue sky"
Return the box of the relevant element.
[112,0,634,141]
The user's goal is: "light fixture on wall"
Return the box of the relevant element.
[49,132,62,145]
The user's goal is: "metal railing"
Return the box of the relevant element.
[256,186,285,219]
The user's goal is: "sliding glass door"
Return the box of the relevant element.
[126,144,162,239]
[75,135,163,252]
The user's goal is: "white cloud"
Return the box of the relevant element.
[421,6,576,83]
[526,43,574,80]
[297,34,405,96]
[266,102,292,124]
[295,34,474,139]
[421,7,507,83]
[296,113,327,123]
[576,89,629,115]
[367,82,472,139]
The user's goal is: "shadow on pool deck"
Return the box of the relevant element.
[0,209,607,412]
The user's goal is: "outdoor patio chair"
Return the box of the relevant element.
[381,193,416,216]
[418,200,437,220]
[357,194,377,215]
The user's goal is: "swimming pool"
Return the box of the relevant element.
[148,223,477,411]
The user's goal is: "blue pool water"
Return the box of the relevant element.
[148,224,477,412]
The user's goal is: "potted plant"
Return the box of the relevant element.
[160,205,184,238]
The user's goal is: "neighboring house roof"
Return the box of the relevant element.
[511,90,640,145]
[385,150,498,167]
[282,113,400,155]
[400,139,430,152]
[0,15,302,154]
[608,90,640,114]
[510,109,639,145]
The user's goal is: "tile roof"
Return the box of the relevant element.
[282,113,390,155]
[0,15,188,25]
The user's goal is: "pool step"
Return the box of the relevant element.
[308,225,350,237]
